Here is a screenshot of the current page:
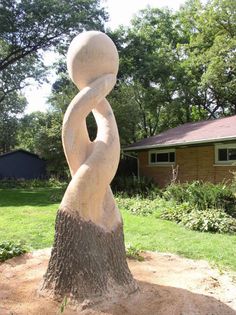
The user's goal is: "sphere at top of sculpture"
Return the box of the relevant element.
[67,31,119,89]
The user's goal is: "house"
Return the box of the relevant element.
[124,115,236,187]
[0,149,46,180]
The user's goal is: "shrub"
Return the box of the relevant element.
[117,196,171,217]
[163,181,236,217]
[180,209,236,234]
[160,202,192,223]
[231,170,236,192]
[125,244,144,261]
[0,178,68,189]
[117,196,155,216]
[112,176,159,198]
[0,241,27,262]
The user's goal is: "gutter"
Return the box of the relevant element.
[123,135,236,151]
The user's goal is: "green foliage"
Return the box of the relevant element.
[31,112,67,178]
[117,196,158,216]
[163,181,236,217]
[0,94,27,153]
[108,83,141,144]
[108,0,236,146]
[181,209,236,234]
[60,296,68,314]
[113,8,187,140]
[117,195,190,220]
[160,202,192,223]
[117,180,236,235]
[0,241,27,262]
[178,0,236,117]
[0,178,67,189]
[161,181,236,234]
[0,0,107,153]
[17,111,49,152]
[112,176,158,198]
[0,0,107,86]
[125,244,144,261]
[18,111,69,178]
[231,171,236,193]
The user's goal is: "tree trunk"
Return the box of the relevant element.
[41,208,138,303]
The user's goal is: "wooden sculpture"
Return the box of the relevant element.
[41,31,137,304]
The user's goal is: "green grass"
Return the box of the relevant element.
[0,188,59,249]
[0,188,236,272]
[122,211,236,271]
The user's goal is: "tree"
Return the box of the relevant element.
[44,1,235,157]
[0,114,18,153]
[0,0,107,146]
[108,83,141,144]
[109,7,202,142]
[108,1,236,144]
[0,92,26,153]
[18,111,68,178]
[17,111,48,151]
[0,0,107,73]
[178,0,236,117]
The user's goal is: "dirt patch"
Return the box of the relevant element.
[0,249,236,315]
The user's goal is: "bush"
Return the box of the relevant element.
[160,202,192,223]
[117,196,156,216]
[117,195,172,217]
[0,178,68,190]
[0,241,27,262]
[125,244,144,261]
[163,181,236,217]
[231,171,236,192]
[180,209,236,234]
[112,176,159,198]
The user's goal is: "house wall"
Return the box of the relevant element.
[138,151,173,187]
[0,151,46,179]
[138,145,236,187]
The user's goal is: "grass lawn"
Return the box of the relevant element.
[0,188,236,272]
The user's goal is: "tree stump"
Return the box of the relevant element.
[42,209,137,302]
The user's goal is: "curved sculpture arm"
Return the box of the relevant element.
[60,73,121,231]
[62,73,118,176]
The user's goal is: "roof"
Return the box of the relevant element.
[125,115,236,151]
[0,149,42,159]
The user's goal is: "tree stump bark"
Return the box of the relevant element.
[41,208,138,303]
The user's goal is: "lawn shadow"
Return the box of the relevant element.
[0,188,65,207]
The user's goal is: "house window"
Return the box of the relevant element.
[149,149,175,165]
[215,144,236,164]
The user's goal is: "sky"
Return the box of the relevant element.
[24,0,186,114]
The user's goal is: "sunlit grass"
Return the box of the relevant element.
[0,188,235,271]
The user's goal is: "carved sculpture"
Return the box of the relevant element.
[41,31,137,304]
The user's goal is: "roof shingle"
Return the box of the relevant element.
[125,115,236,150]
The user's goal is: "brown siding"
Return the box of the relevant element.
[138,145,236,188]
[138,151,173,187]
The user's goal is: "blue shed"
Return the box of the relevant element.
[0,149,46,179]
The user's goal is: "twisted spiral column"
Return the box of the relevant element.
[41,31,137,302]
[60,31,122,231]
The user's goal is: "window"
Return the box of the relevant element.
[149,149,175,165]
[215,144,236,164]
